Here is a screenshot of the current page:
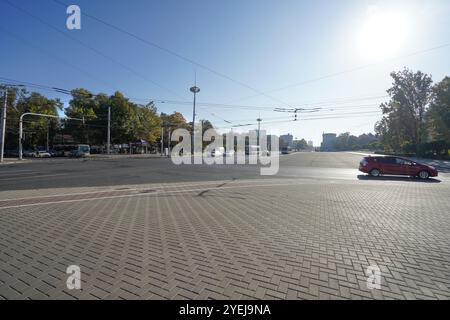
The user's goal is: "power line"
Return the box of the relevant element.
[1,0,187,101]
[216,113,382,130]
[222,110,381,125]
[51,0,294,108]
[1,76,387,113]
[8,0,448,114]
[1,75,386,131]
[0,25,118,91]
[226,42,450,104]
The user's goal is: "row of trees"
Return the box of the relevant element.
[1,87,213,152]
[2,89,62,150]
[334,133,379,151]
[375,69,450,158]
[3,69,448,157]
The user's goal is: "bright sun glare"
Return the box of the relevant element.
[358,6,410,59]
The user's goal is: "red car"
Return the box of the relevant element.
[359,156,438,179]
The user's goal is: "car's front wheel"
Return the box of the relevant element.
[370,169,380,177]
[418,170,430,179]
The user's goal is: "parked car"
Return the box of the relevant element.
[211,147,225,157]
[223,150,235,157]
[34,151,51,158]
[359,156,438,179]
[23,150,35,157]
[48,149,63,157]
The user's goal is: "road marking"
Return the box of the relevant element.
[0,173,68,181]
[0,180,310,210]
[0,169,35,174]
[0,180,240,202]
[0,172,41,178]
[0,178,304,202]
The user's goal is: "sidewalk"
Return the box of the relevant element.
[0,154,165,165]
[89,153,164,160]
[0,158,30,165]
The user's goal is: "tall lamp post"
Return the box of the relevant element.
[0,89,8,163]
[107,105,111,155]
[1,84,24,163]
[19,113,84,160]
[256,118,262,147]
[190,85,200,156]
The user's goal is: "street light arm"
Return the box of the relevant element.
[18,112,85,160]
[19,112,84,122]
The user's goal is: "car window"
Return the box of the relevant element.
[403,159,413,165]
[378,157,395,164]
[395,158,413,165]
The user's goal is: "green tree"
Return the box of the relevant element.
[2,86,26,150]
[13,92,62,149]
[335,132,351,151]
[375,69,433,154]
[65,88,97,144]
[161,112,188,129]
[294,139,308,150]
[427,76,450,144]
[135,102,162,146]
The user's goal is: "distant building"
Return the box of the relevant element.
[321,133,337,151]
[308,140,314,147]
[280,134,294,148]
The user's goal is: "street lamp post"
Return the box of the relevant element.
[0,89,7,163]
[1,84,24,163]
[190,86,200,156]
[168,126,172,156]
[19,113,84,160]
[107,105,111,155]
[257,118,262,147]
[160,126,164,156]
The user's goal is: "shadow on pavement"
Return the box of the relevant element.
[357,175,441,183]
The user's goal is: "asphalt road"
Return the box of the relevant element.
[0,152,447,191]
[1,152,450,300]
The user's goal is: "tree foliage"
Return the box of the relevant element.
[294,139,308,150]
[427,76,450,143]
[334,132,378,151]
[3,89,62,149]
[2,87,215,153]
[376,69,449,157]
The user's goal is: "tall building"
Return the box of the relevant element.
[321,133,337,151]
[280,134,294,148]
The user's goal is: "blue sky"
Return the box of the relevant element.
[0,0,449,145]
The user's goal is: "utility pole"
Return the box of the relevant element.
[168,126,172,156]
[257,118,262,147]
[190,85,200,156]
[19,113,83,160]
[160,127,164,156]
[46,121,49,151]
[107,105,111,155]
[0,89,7,163]
[1,84,24,162]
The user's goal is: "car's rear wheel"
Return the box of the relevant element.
[370,169,380,177]
[418,170,430,179]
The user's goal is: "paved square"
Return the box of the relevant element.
[1,167,449,299]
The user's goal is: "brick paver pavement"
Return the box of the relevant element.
[0,178,449,299]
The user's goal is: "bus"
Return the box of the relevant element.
[53,144,90,157]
